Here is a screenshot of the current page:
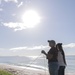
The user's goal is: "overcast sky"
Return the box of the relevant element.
[0,0,75,56]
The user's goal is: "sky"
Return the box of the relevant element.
[0,0,75,56]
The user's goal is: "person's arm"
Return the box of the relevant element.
[41,50,53,59]
[41,50,47,56]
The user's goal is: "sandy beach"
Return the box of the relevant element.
[0,63,74,75]
[0,63,49,75]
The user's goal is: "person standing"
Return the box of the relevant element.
[41,40,58,75]
[56,43,67,75]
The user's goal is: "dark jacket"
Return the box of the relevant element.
[47,47,58,63]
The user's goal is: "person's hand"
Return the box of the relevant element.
[41,50,46,55]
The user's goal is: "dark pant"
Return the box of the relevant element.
[58,66,65,75]
[48,62,59,75]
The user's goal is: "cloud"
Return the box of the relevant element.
[2,19,40,31]
[10,45,48,51]
[2,22,27,31]
[0,43,75,54]
[63,43,75,48]
[4,0,18,3]
[10,43,75,51]
[17,1,23,8]
[10,47,27,51]
[0,45,48,56]
[9,43,75,56]
[0,43,75,56]
[0,0,18,4]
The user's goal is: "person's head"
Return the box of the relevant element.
[56,43,63,50]
[48,40,56,47]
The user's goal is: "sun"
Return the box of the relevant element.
[22,10,41,28]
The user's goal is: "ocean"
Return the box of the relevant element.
[0,55,75,75]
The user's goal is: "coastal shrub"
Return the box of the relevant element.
[0,70,13,75]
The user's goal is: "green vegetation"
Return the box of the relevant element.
[0,70,13,75]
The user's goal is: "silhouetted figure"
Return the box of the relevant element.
[56,43,67,75]
[41,40,58,75]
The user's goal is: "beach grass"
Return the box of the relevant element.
[0,70,13,75]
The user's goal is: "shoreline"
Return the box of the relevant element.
[0,63,74,75]
[0,63,49,75]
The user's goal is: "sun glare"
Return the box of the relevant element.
[22,10,41,28]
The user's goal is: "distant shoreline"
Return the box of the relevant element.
[0,55,75,57]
